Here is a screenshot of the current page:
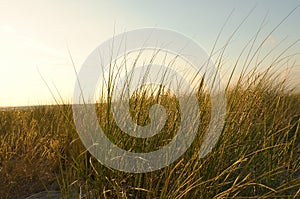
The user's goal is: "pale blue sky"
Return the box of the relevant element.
[0,0,299,106]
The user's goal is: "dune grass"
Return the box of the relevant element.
[0,62,299,199]
[1,10,300,199]
[0,82,299,198]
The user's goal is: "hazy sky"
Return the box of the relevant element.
[0,0,299,106]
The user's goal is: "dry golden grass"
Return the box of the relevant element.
[1,9,300,198]
[0,75,299,198]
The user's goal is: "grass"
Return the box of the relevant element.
[1,10,300,199]
[0,78,299,198]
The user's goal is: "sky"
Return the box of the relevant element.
[0,0,299,107]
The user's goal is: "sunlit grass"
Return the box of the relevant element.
[1,10,300,198]
[0,64,299,198]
